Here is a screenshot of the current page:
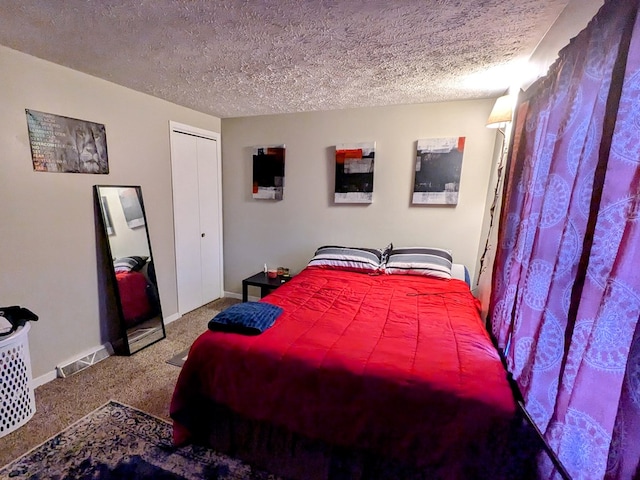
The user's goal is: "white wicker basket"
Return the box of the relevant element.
[0,323,36,437]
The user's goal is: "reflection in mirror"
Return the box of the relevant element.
[94,185,166,355]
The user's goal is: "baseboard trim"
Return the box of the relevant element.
[164,312,181,325]
[32,370,57,388]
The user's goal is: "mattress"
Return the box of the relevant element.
[171,267,517,476]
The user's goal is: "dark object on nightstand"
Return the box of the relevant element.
[242,272,293,302]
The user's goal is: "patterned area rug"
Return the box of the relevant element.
[0,401,281,480]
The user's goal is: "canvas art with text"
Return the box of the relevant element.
[26,109,109,174]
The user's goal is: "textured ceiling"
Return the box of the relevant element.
[0,0,570,118]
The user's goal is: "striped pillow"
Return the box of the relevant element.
[384,247,453,279]
[308,245,383,273]
[113,256,148,273]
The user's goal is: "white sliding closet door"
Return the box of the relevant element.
[170,122,223,315]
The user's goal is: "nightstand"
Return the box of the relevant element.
[242,272,293,302]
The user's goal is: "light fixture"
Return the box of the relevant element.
[486,94,514,128]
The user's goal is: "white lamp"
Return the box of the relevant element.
[486,95,514,128]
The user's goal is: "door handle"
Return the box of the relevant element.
[201,233,206,237]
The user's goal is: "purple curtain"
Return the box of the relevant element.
[489,1,640,478]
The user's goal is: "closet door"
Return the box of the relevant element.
[196,136,222,305]
[170,123,223,315]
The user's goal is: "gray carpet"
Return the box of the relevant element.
[0,400,280,479]
[0,297,239,470]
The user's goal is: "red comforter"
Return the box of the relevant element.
[116,271,152,327]
[171,267,516,471]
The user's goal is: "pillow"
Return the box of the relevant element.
[384,247,453,279]
[208,302,283,335]
[113,256,148,273]
[307,245,384,273]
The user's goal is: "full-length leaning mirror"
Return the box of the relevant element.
[94,185,166,354]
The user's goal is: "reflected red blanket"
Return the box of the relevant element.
[171,267,516,469]
[115,271,152,327]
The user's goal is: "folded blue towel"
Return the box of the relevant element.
[208,302,283,335]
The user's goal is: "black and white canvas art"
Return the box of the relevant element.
[413,137,465,205]
[118,188,145,229]
[252,145,285,200]
[335,142,375,204]
[26,109,109,174]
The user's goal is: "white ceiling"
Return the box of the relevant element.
[0,1,571,118]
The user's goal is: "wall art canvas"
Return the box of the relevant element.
[25,109,109,174]
[412,137,465,205]
[118,188,145,229]
[253,145,285,200]
[334,142,375,204]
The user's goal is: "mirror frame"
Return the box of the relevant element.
[94,185,166,355]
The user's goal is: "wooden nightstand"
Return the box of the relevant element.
[242,272,293,302]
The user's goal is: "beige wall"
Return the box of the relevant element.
[221,99,499,294]
[0,45,220,379]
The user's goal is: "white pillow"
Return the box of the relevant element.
[384,247,452,280]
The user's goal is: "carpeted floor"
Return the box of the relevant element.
[0,400,280,479]
[0,297,239,470]
[167,346,190,367]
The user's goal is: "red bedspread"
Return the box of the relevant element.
[115,271,152,327]
[171,267,516,472]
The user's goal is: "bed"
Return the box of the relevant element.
[170,248,533,479]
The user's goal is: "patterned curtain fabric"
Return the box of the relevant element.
[489,1,640,478]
